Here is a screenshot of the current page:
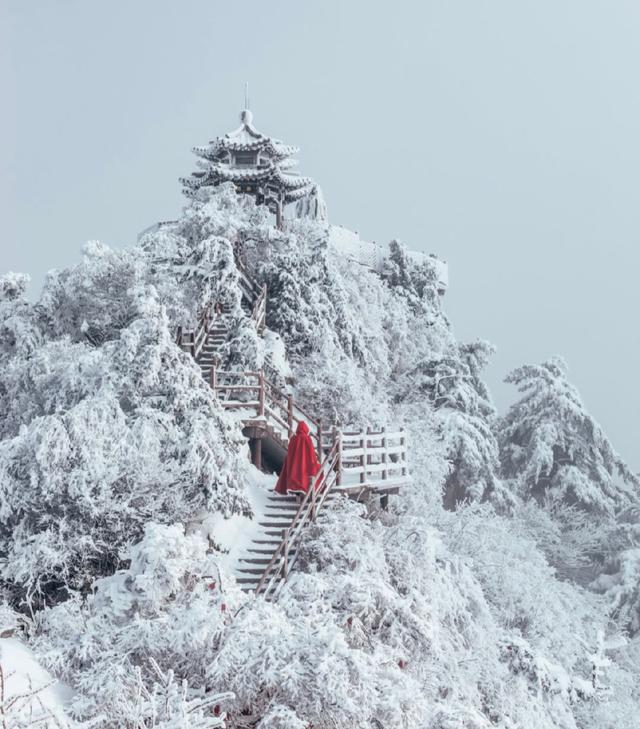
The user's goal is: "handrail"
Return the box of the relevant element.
[176,302,217,359]
[251,284,267,333]
[176,257,266,358]
[254,436,342,599]
[213,369,324,459]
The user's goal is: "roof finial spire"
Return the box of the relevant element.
[240,82,253,125]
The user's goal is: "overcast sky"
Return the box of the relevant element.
[1,1,638,469]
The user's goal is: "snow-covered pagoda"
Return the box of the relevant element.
[180,108,315,228]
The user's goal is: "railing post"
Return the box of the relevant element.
[381,426,387,481]
[400,429,407,478]
[177,325,183,347]
[360,428,367,484]
[310,476,317,521]
[283,528,290,580]
[190,334,195,359]
[210,363,217,392]
[287,394,293,438]
[262,285,267,332]
[336,429,342,486]
[258,370,265,417]
[317,418,323,461]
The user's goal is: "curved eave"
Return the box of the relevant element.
[210,165,274,181]
[179,173,207,189]
[273,170,315,190]
[192,137,299,158]
[264,141,299,157]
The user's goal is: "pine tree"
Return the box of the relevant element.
[498,357,639,514]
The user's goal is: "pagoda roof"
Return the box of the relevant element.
[194,109,299,159]
[181,107,315,207]
[182,160,313,189]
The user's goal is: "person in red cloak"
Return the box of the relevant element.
[275,421,321,496]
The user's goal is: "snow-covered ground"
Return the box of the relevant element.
[194,466,277,577]
[0,636,73,727]
[328,224,449,290]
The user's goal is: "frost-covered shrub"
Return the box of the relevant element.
[592,548,640,636]
[31,523,240,727]
[209,490,614,729]
[0,272,42,365]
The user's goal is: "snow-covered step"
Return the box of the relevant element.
[237,567,266,576]
[251,539,283,545]
[258,521,292,529]
[246,547,279,555]
[236,577,261,586]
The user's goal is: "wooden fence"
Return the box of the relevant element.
[338,427,408,492]
[210,369,324,460]
[175,302,215,359]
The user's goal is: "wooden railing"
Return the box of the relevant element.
[211,369,323,460]
[247,425,408,600]
[339,427,408,491]
[176,302,216,359]
[176,264,266,356]
[251,283,267,333]
[255,435,342,600]
[236,259,266,329]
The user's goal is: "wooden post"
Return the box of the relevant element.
[177,325,183,347]
[283,528,290,580]
[317,419,323,461]
[287,394,294,438]
[381,426,387,481]
[333,427,342,486]
[261,286,267,332]
[310,475,317,521]
[400,429,407,477]
[258,370,265,417]
[276,201,283,230]
[360,430,367,484]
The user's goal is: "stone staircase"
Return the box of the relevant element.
[235,491,337,595]
[235,493,300,593]
[197,306,231,385]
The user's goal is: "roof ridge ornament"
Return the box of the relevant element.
[240,82,253,125]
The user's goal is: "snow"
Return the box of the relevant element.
[196,465,277,576]
[0,636,73,727]
[328,224,448,289]
[262,329,292,380]
[3,168,640,728]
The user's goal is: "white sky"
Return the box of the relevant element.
[1,0,638,469]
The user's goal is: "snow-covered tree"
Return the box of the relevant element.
[31,523,238,726]
[498,357,639,514]
[3,177,640,729]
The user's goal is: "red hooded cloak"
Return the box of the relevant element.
[275,421,321,495]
